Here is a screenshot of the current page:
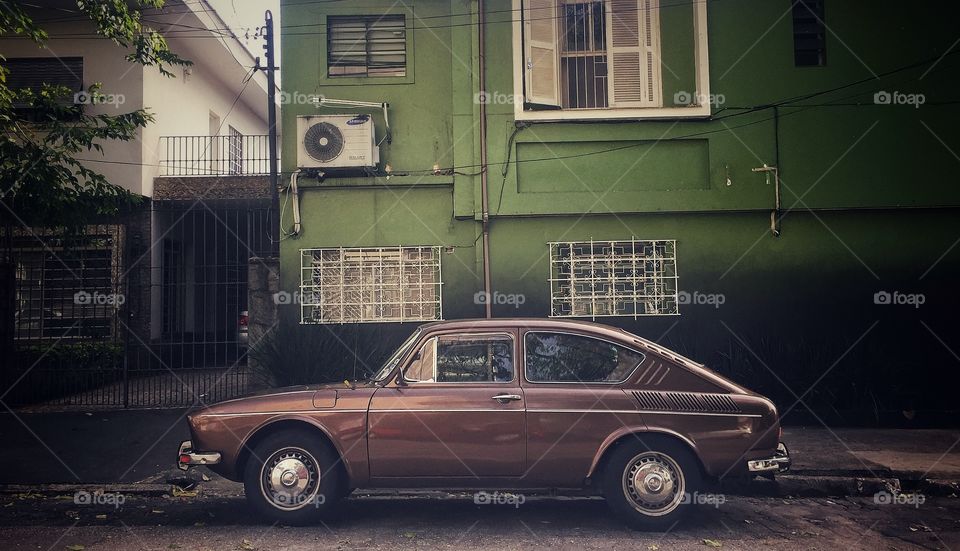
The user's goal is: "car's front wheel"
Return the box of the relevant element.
[242,429,343,525]
[602,438,701,530]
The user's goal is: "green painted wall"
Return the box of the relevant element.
[279,0,960,416]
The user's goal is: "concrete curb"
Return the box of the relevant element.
[2,475,957,501]
[0,483,171,497]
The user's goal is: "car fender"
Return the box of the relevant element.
[587,425,701,478]
[239,413,355,481]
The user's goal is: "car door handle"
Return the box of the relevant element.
[491,394,522,403]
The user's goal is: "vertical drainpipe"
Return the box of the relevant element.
[478,0,493,318]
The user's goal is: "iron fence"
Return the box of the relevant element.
[2,204,276,409]
[159,134,275,177]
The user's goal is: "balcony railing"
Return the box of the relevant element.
[159,135,276,177]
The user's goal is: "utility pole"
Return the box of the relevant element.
[262,10,279,251]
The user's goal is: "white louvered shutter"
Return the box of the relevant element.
[606,0,662,107]
[523,0,561,107]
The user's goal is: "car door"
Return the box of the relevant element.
[520,330,648,486]
[367,330,525,479]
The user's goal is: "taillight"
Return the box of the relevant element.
[238,314,248,327]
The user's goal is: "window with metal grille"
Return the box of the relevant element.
[522,0,663,110]
[560,1,608,108]
[327,15,407,77]
[792,0,826,67]
[228,126,243,175]
[549,239,678,318]
[300,247,442,324]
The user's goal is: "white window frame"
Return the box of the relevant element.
[512,0,711,121]
[548,239,679,318]
[299,246,443,324]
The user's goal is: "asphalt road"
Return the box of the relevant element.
[0,493,956,550]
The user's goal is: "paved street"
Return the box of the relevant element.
[0,493,956,550]
[1,411,958,549]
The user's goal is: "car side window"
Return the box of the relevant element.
[405,333,515,383]
[524,332,644,383]
[404,337,438,382]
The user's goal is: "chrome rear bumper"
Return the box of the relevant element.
[177,440,221,471]
[747,442,791,473]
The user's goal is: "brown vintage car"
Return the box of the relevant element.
[177,318,790,529]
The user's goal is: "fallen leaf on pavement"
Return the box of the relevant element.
[66,545,85,551]
[402,532,416,539]
[239,539,255,550]
[95,514,107,520]
[172,487,198,498]
[648,545,659,551]
[703,539,722,548]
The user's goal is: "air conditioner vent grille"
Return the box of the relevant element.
[303,122,345,162]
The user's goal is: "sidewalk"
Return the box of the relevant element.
[0,409,957,496]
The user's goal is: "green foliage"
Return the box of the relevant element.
[18,340,124,370]
[0,0,190,231]
[249,321,413,388]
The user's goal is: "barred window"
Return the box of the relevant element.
[327,15,407,77]
[227,126,243,175]
[549,239,678,318]
[300,247,442,324]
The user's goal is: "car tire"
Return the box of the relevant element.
[242,429,344,525]
[602,437,702,531]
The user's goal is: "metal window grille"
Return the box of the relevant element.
[227,126,243,175]
[549,239,678,318]
[560,1,609,108]
[792,0,826,66]
[300,246,442,324]
[9,225,124,341]
[327,15,407,77]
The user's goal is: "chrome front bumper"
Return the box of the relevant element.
[747,442,791,473]
[177,440,221,471]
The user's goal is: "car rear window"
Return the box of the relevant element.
[524,332,644,383]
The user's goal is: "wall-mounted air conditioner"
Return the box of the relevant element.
[296,114,379,169]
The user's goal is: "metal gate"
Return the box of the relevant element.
[3,201,276,409]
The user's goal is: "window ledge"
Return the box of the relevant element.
[515,105,712,122]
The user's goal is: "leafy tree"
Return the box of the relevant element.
[0,0,191,235]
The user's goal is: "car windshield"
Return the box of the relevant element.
[371,328,422,382]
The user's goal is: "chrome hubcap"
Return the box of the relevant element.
[622,452,685,516]
[260,447,320,511]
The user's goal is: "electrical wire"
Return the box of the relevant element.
[21,0,733,39]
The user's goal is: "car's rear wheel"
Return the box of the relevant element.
[602,438,701,530]
[242,429,343,525]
